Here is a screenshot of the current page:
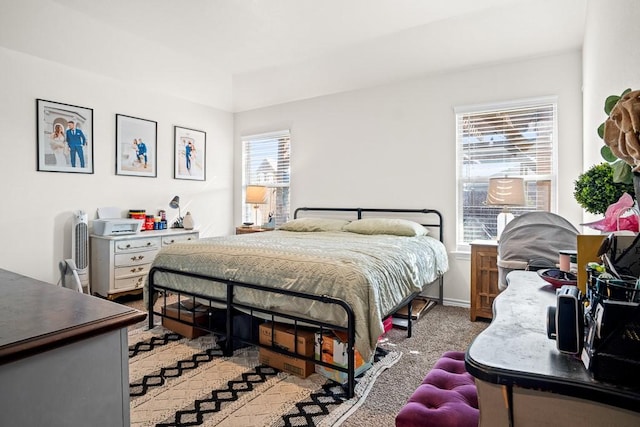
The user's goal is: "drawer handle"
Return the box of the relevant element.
[130,267,144,273]
[130,255,145,261]
[125,244,131,249]
[147,242,151,246]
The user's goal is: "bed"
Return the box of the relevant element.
[146,207,448,397]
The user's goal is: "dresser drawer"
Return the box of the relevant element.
[162,232,198,246]
[114,237,161,253]
[114,263,152,279]
[114,274,146,290]
[114,249,159,267]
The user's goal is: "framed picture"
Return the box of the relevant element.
[174,126,206,181]
[116,114,157,177]
[36,99,94,174]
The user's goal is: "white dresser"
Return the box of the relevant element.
[90,229,199,299]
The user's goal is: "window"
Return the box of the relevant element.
[456,98,557,248]
[242,130,291,227]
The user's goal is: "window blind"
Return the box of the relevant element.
[456,99,557,245]
[242,130,291,226]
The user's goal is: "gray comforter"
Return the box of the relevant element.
[147,230,448,360]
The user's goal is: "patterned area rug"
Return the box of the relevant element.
[129,326,401,427]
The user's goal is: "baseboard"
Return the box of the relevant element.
[442,298,470,308]
[418,293,470,309]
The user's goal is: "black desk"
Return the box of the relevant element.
[465,270,640,427]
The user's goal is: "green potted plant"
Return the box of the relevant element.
[574,162,635,215]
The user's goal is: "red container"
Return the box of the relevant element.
[379,316,393,340]
[129,210,146,230]
[382,316,393,333]
[145,215,154,231]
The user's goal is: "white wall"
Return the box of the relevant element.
[0,47,234,285]
[234,51,584,305]
[582,0,640,226]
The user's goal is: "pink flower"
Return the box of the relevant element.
[582,192,638,232]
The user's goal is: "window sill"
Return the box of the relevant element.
[451,249,471,261]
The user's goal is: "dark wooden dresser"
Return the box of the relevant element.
[465,270,640,426]
[0,269,146,427]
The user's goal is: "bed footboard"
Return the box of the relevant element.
[147,266,415,398]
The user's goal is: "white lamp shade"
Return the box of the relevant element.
[245,185,268,204]
[486,177,525,206]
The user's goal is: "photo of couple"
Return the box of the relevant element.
[174,126,206,181]
[37,99,94,174]
[116,114,157,177]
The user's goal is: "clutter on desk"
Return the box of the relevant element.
[545,230,640,386]
[581,263,640,386]
[580,232,640,385]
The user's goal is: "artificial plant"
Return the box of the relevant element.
[598,88,639,185]
[574,162,635,215]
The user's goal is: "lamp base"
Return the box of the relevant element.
[496,211,514,239]
[253,206,260,226]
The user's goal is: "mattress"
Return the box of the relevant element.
[147,230,448,360]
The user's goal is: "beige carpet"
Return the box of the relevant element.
[121,294,488,426]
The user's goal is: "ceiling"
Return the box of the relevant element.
[2,0,588,111]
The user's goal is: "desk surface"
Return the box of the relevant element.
[0,269,146,365]
[465,270,640,413]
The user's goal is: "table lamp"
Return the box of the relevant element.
[245,185,268,226]
[486,177,525,238]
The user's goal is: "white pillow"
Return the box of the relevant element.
[278,217,349,232]
[343,218,428,237]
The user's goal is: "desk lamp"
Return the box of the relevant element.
[169,195,183,228]
[486,177,525,239]
[245,185,268,226]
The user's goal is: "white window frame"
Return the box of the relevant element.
[241,130,291,227]
[455,97,558,252]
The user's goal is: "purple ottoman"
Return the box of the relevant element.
[395,351,479,427]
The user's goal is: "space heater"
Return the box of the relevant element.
[70,210,90,293]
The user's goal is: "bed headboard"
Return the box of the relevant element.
[293,207,444,243]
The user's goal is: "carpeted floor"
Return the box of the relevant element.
[120,294,489,426]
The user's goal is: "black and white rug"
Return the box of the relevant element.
[129,326,401,427]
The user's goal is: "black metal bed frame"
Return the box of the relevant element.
[147,207,444,398]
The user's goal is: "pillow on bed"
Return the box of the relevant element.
[278,217,350,232]
[343,218,428,237]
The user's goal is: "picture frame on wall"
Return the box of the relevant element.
[115,114,157,177]
[36,99,94,174]
[174,126,206,181]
